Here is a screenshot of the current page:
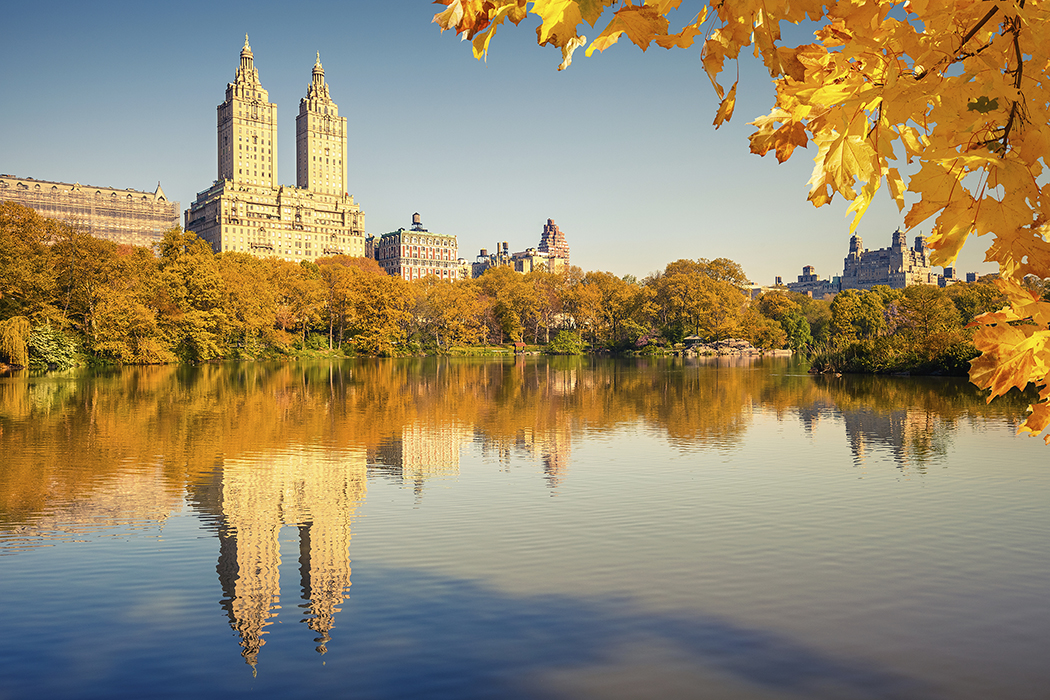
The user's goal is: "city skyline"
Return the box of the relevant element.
[0,1,997,283]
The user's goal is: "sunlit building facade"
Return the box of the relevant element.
[375,213,464,280]
[185,38,366,261]
[0,175,178,248]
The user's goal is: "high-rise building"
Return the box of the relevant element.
[0,175,178,249]
[217,37,279,190]
[296,54,347,196]
[185,38,366,261]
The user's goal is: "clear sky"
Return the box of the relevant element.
[0,0,997,285]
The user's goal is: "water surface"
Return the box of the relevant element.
[0,357,1046,699]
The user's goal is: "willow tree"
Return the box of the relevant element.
[435,0,1050,442]
[0,316,31,368]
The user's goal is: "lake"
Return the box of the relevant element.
[0,356,1046,699]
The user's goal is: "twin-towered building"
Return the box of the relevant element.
[184,37,366,261]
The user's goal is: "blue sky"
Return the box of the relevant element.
[0,0,996,284]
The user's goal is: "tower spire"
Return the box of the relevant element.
[236,34,258,85]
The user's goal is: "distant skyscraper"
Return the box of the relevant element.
[185,37,366,261]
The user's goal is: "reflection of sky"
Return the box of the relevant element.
[1,363,1049,698]
[1,418,1047,699]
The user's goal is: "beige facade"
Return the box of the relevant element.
[297,54,347,196]
[218,37,279,190]
[185,38,365,261]
[0,175,178,248]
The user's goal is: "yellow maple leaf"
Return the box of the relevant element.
[927,197,976,266]
[887,167,905,211]
[577,0,618,26]
[655,17,705,50]
[532,0,584,47]
[586,4,670,55]
[807,128,875,206]
[558,34,587,70]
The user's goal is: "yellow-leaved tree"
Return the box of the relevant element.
[434,0,1050,442]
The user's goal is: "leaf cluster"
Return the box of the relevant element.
[433,0,1050,441]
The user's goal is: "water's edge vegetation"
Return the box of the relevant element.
[1,202,1020,376]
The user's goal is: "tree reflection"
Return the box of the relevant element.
[0,358,1033,529]
[0,357,1036,665]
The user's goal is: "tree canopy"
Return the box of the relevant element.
[434,0,1050,442]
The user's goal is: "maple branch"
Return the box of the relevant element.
[1000,11,1027,151]
[954,5,1000,60]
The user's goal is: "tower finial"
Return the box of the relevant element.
[316,51,321,66]
[244,34,250,49]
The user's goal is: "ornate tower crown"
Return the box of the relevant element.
[235,34,260,87]
[304,52,331,103]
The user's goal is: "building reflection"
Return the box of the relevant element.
[839,408,951,471]
[199,447,366,666]
[369,422,471,496]
[0,466,182,549]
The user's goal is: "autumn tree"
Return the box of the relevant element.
[757,290,813,352]
[649,260,745,342]
[218,252,277,353]
[0,202,61,323]
[434,0,1050,440]
[91,248,172,363]
[157,227,229,362]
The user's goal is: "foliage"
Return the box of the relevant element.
[433,0,1050,440]
[547,330,586,355]
[0,316,31,367]
[26,324,79,370]
[814,283,982,375]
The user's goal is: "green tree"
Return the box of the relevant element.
[830,289,886,346]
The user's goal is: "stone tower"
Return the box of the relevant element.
[296,53,348,196]
[217,36,279,189]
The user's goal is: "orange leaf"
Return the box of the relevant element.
[713,81,737,129]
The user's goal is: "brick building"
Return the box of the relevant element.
[375,213,464,281]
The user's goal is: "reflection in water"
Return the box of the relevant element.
[191,448,366,665]
[0,465,182,554]
[0,358,1032,527]
[370,423,471,496]
[0,357,1045,698]
[0,357,1035,664]
[813,373,1030,470]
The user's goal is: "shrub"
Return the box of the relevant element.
[546,330,585,355]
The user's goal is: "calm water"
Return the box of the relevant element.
[0,357,1046,700]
